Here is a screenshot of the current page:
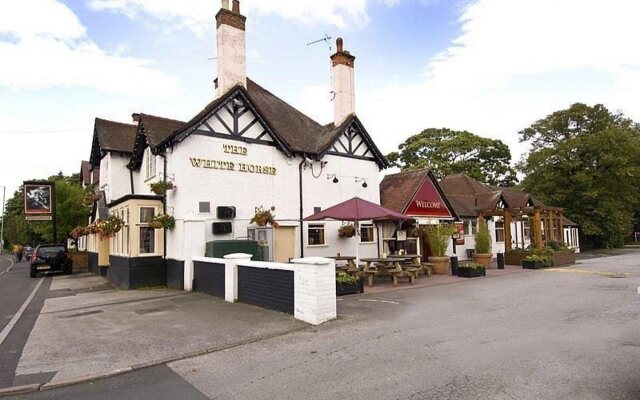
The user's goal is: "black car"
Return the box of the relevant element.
[30,244,73,278]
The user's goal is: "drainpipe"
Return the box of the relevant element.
[160,152,168,286]
[298,158,305,258]
[129,168,135,194]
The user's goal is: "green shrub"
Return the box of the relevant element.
[336,272,359,284]
[425,224,456,257]
[475,219,492,254]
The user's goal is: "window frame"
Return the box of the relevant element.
[145,148,156,181]
[494,220,505,243]
[138,206,158,255]
[307,223,326,247]
[359,223,376,244]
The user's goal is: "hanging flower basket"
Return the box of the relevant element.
[70,226,89,240]
[96,215,125,239]
[250,206,279,227]
[147,213,175,230]
[149,181,175,195]
[338,224,356,238]
[83,193,102,205]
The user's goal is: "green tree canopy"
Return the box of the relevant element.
[2,173,90,249]
[386,128,517,186]
[518,103,640,248]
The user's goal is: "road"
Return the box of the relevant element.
[5,251,640,399]
[0,256,51,389]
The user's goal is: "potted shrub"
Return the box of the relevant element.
[148,213,176,230]
[425,224,455,275]
[457,261,486,278]
[336,272,364,296]
[338,224,356,238]
[149,181,175,195]
[250,206,279,227]
[473,218,493,267]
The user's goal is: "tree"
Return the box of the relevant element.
[518,103,640,248]
[1,173,90,249]
[387,128,518,186]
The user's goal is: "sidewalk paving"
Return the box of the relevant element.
[12,274,306,390]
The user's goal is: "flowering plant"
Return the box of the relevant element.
[338,224,356,238]
[70,226,89,240]
[95,215,124,239]
[251,206,279,227]
[149,181,175,195]
[148,213,175,230]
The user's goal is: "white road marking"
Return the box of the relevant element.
[358,299,401,305]
[0,278,44,346]
[0,255,15,275]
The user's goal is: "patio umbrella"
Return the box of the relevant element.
[304,197,410,267]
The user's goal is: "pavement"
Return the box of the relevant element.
[4,272,306,393]
[1,250,639,399]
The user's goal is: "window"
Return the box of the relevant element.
[139,206,156,254]
[360,224,375,243]
[145,148,156,180]
[495,220,505,243]
[523,218,531,239]
[307,224,325,246]
[471,219,477,235]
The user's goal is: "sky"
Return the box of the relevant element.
[1,0,640,203]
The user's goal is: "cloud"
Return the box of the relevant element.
[0,0,179,95]
[86,0,400,36]
[294,0,640,167]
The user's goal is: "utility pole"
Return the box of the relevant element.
[0,185,5,254]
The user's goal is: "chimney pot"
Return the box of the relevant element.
[232,0,240,14]
[336,37,343,53]
[221,0,229,10]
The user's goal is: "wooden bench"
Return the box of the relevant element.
[390,267,418,286]
[421,263,434,276]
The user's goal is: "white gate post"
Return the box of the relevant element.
[224,253,252,302]
[183,220,206,291]
[292,257,336,325]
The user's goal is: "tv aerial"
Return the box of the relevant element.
[306,33,335,102]
[306,33,332,52]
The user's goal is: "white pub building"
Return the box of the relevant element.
[85,0,388,289]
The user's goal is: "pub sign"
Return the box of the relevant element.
[23,181,54,221]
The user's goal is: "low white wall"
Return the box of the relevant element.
[192,254,336,325]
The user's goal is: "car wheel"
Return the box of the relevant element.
[29,268,37,278]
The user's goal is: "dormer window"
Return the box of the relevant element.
[145,148,156,180]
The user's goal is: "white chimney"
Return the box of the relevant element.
[331,37,356,125]
[215,0,246,97]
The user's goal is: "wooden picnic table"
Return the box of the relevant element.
[327,255,358,274]
[360,257,418,287]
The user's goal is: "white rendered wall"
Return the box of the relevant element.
[99,153,131,204]
[160,134,381,262]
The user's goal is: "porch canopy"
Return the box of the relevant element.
[477,205,565,251]
[304,197,410,266]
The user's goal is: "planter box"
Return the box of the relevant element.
[505,251,532,266]
[552,250,575,266]
[522,260,544,269]
[457,267,485,278]
[336,278,364,296]
[473,253,492,267]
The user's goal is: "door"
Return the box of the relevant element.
[274,226,296,263]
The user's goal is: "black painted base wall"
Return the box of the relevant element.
[87,252,99,275]
[108,255,165,289]
[166,259,185,290]
[238,266,294,314]
[193,261,225,298]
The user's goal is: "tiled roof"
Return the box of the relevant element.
[138,114,187,147]
[156,78,386,167]
[380,168,430,213]
[94,118,137,153]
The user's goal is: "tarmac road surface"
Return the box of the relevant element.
[5,251,640,399]
[0,257,51,389]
